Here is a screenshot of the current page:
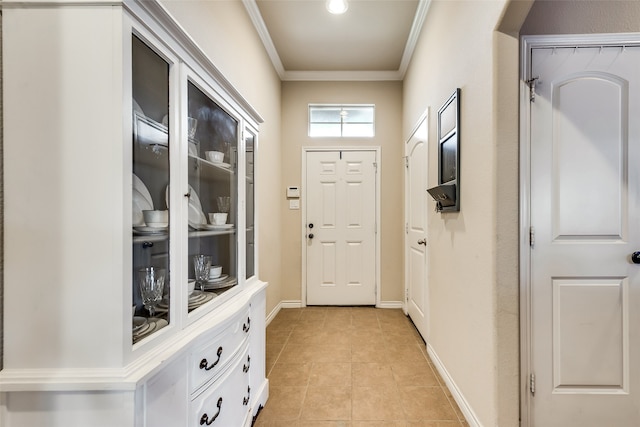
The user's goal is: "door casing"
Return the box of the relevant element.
[404,109,430,340]
[301,146,381,307]
[519,32,640,427]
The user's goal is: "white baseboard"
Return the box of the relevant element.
[280,300,303,309]
[266,300,405,326]
[376,300,404,309]
[427,343,482,427]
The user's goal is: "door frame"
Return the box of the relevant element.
[403,109,429,335]
[519,33,640,427]
[301,146,381,308]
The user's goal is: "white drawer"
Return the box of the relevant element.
[190,306,252,393]
[190,345,251,427]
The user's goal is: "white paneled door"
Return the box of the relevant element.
[405,115,429,340]
[305,150,377,305]
[528,44,640,426]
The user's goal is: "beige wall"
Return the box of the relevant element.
[280,81,404,304]
[521,0,640,35]
[402,0,640,426]
[160,0,283,314]
[403,1,519,425]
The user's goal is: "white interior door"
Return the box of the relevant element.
[528,43,640,426]
[305,150,377,305]
[405,115,429,340]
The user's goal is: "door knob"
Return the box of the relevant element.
[417,239,427,246]
[308,233,314,239]
[632,251,640,264]
[308,223,314,229]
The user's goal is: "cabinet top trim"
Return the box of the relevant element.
[126,0,264,125]
[1,0,265,125]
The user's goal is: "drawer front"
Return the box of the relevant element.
[190,346,251,427]
[190,306,252,393]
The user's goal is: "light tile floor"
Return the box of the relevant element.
[254,307,468,427]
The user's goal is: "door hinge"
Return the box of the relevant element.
[373,162,378,173]
[529,373,535,396]
[529,226,535,248]
[526,76,539,102]
[405,288,409,302]
[404,156,409,169]
[405,222,409,234]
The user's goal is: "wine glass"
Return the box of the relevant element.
[216,196,231,213]
[138,267,166,317]
[193,255,212,291]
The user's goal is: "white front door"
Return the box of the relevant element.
[405,115,429,340]
[528,42,640,426]
[305,150,377,305]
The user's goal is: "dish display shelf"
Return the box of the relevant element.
[129,35,256,343]
[0,1,267,426]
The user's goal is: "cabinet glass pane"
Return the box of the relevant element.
[245,131,255,279]
[131,35,170,343]
[187,81,238,307]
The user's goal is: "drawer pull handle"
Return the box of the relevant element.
[242,355,251,373]
[200,346,223,371]
[242,386,251,406]
[200,397,222,425]
[242,317,251,333]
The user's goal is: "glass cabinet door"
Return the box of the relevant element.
[245,129,256,280]
[131,35,171,343]
[186,80,239,311]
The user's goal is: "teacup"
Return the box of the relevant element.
[209,212,228,225]
[209,265,222,279]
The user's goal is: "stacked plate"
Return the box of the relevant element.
[132,174,153,226]
[200,223,234,230]
[186,290,216,310]
[132,316,168,343]
[154,290,216,314]
[202,275,237,291]
[133,225,168,235]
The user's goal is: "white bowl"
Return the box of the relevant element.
[143,210,168,225]
[187,279,196,295]
[209,265,222,279]
[205,151,224,163]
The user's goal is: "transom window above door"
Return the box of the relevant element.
[309,104,375,137]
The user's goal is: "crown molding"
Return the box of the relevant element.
[283,70,403,82]
[242,0,286,78]
[398,0,431,77]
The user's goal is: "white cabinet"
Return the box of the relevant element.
[0,1,268,426]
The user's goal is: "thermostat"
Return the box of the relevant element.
[286,186,300,198]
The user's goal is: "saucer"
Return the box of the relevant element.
[207,274,229,283]
[134,225,167,234]
[202,224,234,230]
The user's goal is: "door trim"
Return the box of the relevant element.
[404,108,429,331]
[404,108,429,316]
[301,146,381,308]
[519,33,640,427]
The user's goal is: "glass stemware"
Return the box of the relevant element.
[138,267,166,317]
[193,254,212,291]
[216,196,231,213]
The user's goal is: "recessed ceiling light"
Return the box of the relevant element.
[326,0,348,15]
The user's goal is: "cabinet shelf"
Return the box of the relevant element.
[189,155,235,180]
[132,228,235,244]
[189,229,236,238]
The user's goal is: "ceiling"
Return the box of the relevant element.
[242,0,431,81]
